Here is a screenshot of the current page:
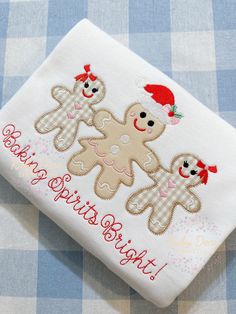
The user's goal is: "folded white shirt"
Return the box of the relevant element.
[0,19,236,308]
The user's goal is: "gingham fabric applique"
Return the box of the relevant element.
[0,19,236,309]
[35,64,106,151]
[126,154,217,235]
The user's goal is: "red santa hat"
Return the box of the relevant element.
[142,84,183,125]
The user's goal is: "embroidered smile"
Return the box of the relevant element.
[133,118,146,132]
[178,166,190,178]
[82,89,93,98]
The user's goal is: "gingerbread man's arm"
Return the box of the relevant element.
[51,86,72,103]
[148,168,168,182]
[93,110,120,135]
[135,146,160,173]
[181,190,201,213]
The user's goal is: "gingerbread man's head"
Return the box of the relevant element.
[171,154,202,187]
[171,154,218,187]
[126,103,166,141]
[74,64,106,105]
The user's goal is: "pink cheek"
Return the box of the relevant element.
[147,128,152,134]
[129,111,136,117]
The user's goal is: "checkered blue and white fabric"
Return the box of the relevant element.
[0,1,235,313]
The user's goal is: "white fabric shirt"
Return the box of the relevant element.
[0,19,235,308]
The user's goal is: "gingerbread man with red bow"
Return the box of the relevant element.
[35,64,106,151]
[126,154,217,235]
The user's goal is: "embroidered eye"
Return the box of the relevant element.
[84,82,89,88]
[147,120,154,127]
[140,112,146,118]
[183,161,189,168]
[190,170,198,175]
[92,88,98,93]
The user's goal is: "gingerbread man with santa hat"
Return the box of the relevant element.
[68,82,183,199]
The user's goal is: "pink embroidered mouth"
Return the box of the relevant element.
[133,118,146,132]
[82,89,93,98]
[178,166,189,178]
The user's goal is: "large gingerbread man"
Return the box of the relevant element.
[126,154,217,235]
[35,64,106,151]
[67,103,166,199]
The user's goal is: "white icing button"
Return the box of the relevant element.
[120,134,130,144]
[111,145,120,154]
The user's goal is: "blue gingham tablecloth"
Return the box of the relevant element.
[0,1,236,313]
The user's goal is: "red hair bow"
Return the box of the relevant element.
[197,160,217,185]
[74,64,97,82]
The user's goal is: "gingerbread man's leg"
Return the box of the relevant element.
[148,204,174,235]
[95,168,121,199]
[54,119,78,151]
[126,187,156,214]
[35,109,61,134]
[68,146,97,176]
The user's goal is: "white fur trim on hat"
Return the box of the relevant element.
[138,91,171,125]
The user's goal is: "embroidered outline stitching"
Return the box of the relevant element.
[126,153,204,236]
[34,68,106,152]
[67,103,166,200]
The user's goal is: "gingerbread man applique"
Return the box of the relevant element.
[126,154,217,235]
[67,103,166,199]
[35,64,106,151]
[67,84,184,199]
